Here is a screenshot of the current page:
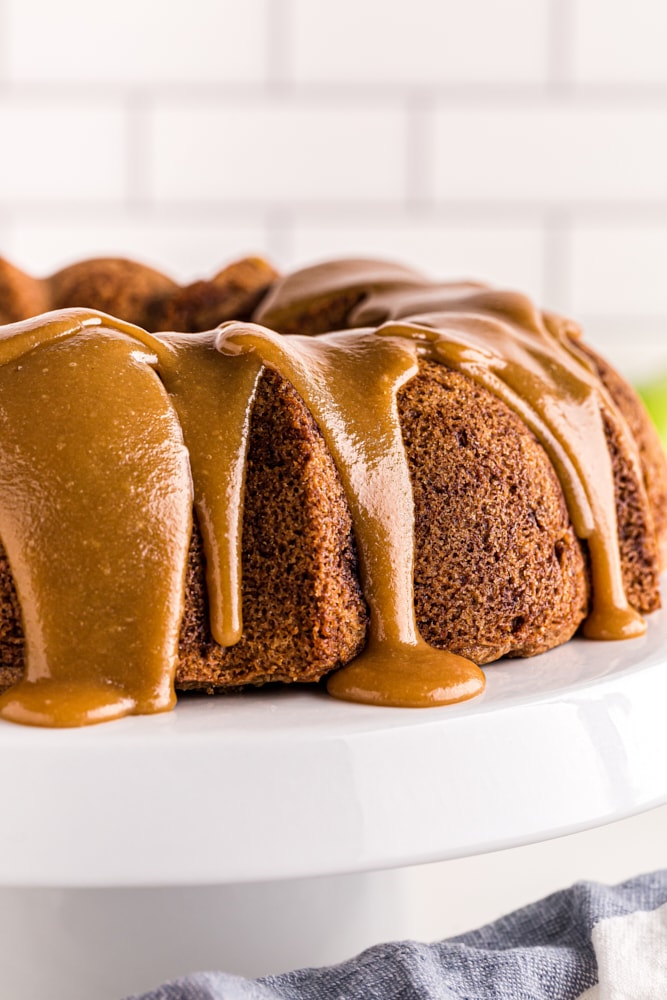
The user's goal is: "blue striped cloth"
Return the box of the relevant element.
[125,871,667,999]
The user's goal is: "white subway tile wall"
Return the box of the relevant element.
[573,0,667,84]
[0,100,127,201]
[0,0,666,376]
[150,101,407,203]
[433,105,667,204]
[9,217,270,282]
[6,0,268,84]
[290,0,550,84]
[290,220,546,299]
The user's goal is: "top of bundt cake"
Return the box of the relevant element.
[0,254,664,728]
[0,255,279,332]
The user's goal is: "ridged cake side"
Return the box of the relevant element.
[0,254,665,699]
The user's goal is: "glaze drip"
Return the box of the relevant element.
[257,258,648,641]
[379,315,644,640]
[156,333,264,647]
[0,259,652,727]
[0,312,192,727]
[214,323,485,707]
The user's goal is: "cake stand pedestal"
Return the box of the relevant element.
[2,610,667,1000]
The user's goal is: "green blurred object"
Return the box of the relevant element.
[637,374,667,450]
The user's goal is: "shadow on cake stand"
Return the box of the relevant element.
[2,609,667,1000]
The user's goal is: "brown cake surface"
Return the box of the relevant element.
[176,367,368,689]
[0,255,278,333]
[0,254,665,724]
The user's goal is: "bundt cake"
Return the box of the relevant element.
[0,254,664,728]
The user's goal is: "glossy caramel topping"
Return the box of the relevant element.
[0,311,192,727]
[255,257,485,331]
[255,258,428,327]
[0,259,652,726]
[155,333,264,647]
[381,315,644,641]
[256,258,647,644]
[214,323,485,707]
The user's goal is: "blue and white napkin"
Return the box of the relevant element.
[125,870,667,999]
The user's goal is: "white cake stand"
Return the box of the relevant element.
[2,610,667,999]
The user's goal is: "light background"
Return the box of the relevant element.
[1,0,667,950]
[1,0,667,381]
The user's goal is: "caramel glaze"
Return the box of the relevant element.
[0,311,192,727]
[257,261,648,639]
[213,323,485,709]
[0,259,653,725]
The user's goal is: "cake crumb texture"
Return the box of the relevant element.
[0,255,665,698]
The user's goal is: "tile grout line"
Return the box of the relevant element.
[124,90,151,207]
[572,312,667,325]
[405,92,436,210]
[266,0,292,94]
[547,0,575,92]
[4,81,667,105]
[265,208,294,264]
[5,200,667,222]
[542,211,572,311]
[0,0,7,87]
